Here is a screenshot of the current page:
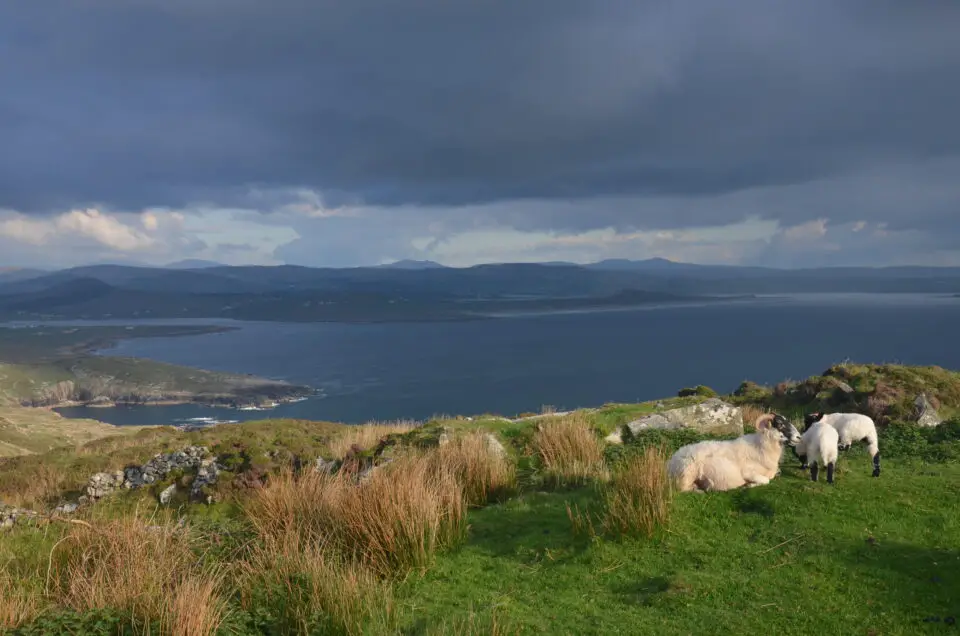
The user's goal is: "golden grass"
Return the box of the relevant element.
[434,431,517,505]
[241,539,394,635]
[327,420,418,458]
[533,414,608,487]
[740,404,769,430]
[601,446,673,538]
[159,572,228,636]
[0,462,69,509]
[0,574,42,630]
[423,606,516,636]
[47,516,225,634]
[246,451,466,576]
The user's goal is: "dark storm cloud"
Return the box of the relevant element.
[2,0,959,233]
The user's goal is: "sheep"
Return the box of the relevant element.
[795,411,881,477]
[667,413,801,492]
[798,420,840,483]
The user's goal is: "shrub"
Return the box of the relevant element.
[678,385,717,398]
[433,431,517,505]
[602,446,672,538]
[878,419,960,462]
[732,381,771,403]
[533,414,608,488]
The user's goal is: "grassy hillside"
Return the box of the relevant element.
[0,407,136,457]
[1,365,959,634]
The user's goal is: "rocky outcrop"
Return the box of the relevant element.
[915,394,943,428]
[86,446,223,504]
[606,398,743,443]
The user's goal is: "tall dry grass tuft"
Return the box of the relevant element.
[434,431,517,505]
[533,414,608,487]
[602,446,672,538]
[740,404,769,430]
[47,516,225,635]
[246,451,466,576]
[1,462,69,508]
[327,420,418,458]
[160,571,228,636]
[0,575,41,630]
[241,539,394,635]
[423,606,515,636]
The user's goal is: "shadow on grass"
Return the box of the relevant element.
[836,541,960,628]
[465,489,597,563]
[730,488,777,518]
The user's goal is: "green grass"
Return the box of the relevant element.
[396,459,960,635]
[3,362,960,634]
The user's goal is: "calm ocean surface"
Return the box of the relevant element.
[49,294,960,426]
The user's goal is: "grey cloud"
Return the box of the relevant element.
[2,0,960,239]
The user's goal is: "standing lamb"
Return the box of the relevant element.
[796,412,881,477]
[667,413,801,492]
[798,420,840,484]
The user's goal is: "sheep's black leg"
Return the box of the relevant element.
[872,453,881,478]
[792,446,806,467]
[810,461,819,482]
[794,448,808,469]
[826,462,835,484]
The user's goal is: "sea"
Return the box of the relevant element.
[43,293,960,427]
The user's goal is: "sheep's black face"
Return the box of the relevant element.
[803,412,824,432]
[772,413,802,446]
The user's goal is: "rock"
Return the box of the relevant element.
[484,433,506,457]
[835,381,855,394]
[54,502,79,515]
[915,394,942,428]
[621,398,744,438]
[84,446,222,503]
[314,457,337,474]
[159,484,177,505]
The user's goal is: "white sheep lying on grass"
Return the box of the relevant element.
[795,411,881,477]
[798,420,839,484]
[667,413,801,492]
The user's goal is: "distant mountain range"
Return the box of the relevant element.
[0,258,958,323]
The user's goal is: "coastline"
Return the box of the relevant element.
[0,323,314,411]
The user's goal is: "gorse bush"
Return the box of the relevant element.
[533,414,608,487]
[602,446,672,538]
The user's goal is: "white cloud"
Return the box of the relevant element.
[0,208,156,251]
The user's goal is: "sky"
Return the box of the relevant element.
[1,1,959,270]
